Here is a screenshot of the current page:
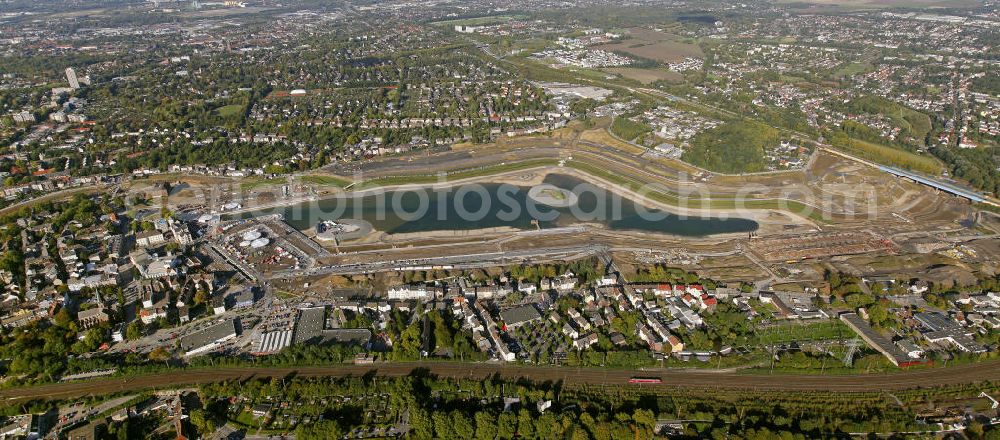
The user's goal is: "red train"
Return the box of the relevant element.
[628,377,662,384]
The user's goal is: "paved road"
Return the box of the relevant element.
[269,243,605,279]
[49,394,137,435]
[0,184,108,217]
[4,360,1000,403]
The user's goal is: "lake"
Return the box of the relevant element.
[240,174,758,237]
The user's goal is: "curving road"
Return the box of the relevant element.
[4,360,1000,403]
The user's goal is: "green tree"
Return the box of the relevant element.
[517,409,535,438]
[125,321,144,341]
[295,420,341,440]
[409,407,434,439]
[433,412,455,439]
[475,411,498,440]
[452,411,475,439]
[497,412,517,439]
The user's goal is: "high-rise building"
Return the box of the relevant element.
[65,67,80,89]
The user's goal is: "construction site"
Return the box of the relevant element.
[135,123,999,298]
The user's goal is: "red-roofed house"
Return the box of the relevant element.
[666,335,684,353]
[701,294,718,310]
[681,293,696,307]
[654,284,673,296]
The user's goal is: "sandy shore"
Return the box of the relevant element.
[378,226,522,242]
[330,221,760,251]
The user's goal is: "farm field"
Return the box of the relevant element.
[603,67,684,84]
[598,40,704,63]
[597,27,704,63]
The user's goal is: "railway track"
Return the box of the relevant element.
[4,360,1000,404]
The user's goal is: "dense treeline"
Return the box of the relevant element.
[387,308,484,361]
[632,264,714,287]
[115,139,303,172]
[826,129,942,175]
[609,116,652,142]
[931,145,1000,197]
[972,73,1000,96]
[682,120,779,173]
[189,374,999,439]
[827,95,932,145]
[507,258,605,285]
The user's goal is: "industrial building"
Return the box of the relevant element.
[499,304,542,329]
[254,329,293,355]
[914,312,986,353]
[840,313,924,368]
[180,319,238,356]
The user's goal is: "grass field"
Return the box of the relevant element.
[299,174,350,187]
[625,27,676,42]
[834,138,942,175]
[578,127,650,156]
[354,158,560,189]
[885,103,933,141]
[778,74,809,84]
[756,320,850,345]
[509,38,552,54]
[844,96,933,140]
[833,62,870,78]
[610,117,652,142]
[507,55,621,86]
[216,104,244,118]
